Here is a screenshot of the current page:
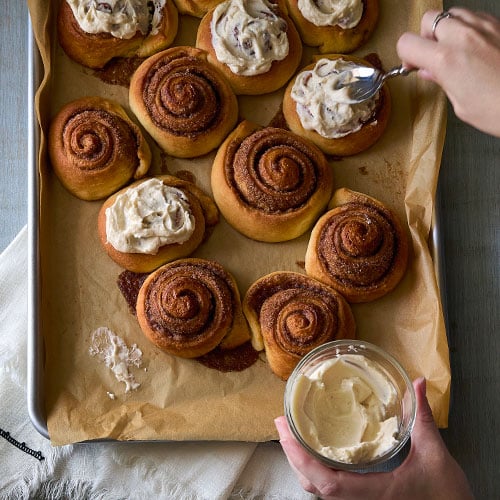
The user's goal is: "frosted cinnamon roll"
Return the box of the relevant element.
[48,96,151,200]
[285,0,378,53]
[196,0,302,95]
[243,271,355,380]
[136,258,251,358]
[98,176,219,273]
[57,0,179,69]
[305,188,409,303]
[129,46,239,158]
[283,55,391,156]
[211,120,334,242]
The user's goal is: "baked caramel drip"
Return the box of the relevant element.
[260,287,339,357]
[143,53,223,137]
[196,340,259,372]
[62,109,139,172]
[226,127,324,213]
[318,202,399,287]
[144,261,234,348]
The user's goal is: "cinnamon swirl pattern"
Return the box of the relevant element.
[211,121,334,242]
[195,0,302,95]
[243,271,355,380]
[305,188,409,303]
[129,46,238,158]
[136,258,250,358]
[48,96,151,200]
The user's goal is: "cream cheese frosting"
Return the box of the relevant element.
[66,0,167,39]
[105,178,195,255]
[291,58,378,138]
[290,353,399,464]
[297,0,363,28]
[211,0,289,76]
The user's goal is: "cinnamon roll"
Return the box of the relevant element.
[211,120,334,242]
[48,96,151,201]
[243,271,355,380]
[195,0,302,95]
[129,46,239,158]
[284,0,378,54]
[172,0,223,18]
[282,54,391,156]
[57,0,179,69]
[98,175,219,273]
[305,188,409,303]
[136,258,251,358]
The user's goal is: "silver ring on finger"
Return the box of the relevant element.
[431,10,454,39]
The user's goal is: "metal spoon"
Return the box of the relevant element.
[335,64,415,103]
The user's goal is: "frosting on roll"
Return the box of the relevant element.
[297,0,363,28]
[66,0,167,39]
[211,0,289,75]
[291,58,377,138]
[105,178,195,254]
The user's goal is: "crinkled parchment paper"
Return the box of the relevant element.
[28,0,449,445]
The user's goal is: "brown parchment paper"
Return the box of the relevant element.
[29,0,450,446]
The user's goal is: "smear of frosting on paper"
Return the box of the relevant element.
[89,326,143,392]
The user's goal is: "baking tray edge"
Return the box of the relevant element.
[27,17,49,440]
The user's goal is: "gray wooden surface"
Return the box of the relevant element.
[1,0,498,498]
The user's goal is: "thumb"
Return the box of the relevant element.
[407,377,447,457]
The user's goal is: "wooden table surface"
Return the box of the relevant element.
[1,1,498,498]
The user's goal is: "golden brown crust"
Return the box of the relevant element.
[57,0,179,69]
[136,258,250,358]
[243,271,355,380]
[129,46,239,158]
[211,120,334,242]
[305,188,409,303]
[285,0,378,53]
[48,96,151,201]
[97,175,219,273]
[282,54,391,157]
[172,0,223,17]
[195,1,303,95]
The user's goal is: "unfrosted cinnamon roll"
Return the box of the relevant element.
[282,55,391,156]
[243,271,355,380]
[285,0,378,54]
[129,46,239,158]
[98,175,219,273]
[211,120,334,242]
[136,258,251,358]
[305,188,409,303]
[57,0,179,69]
[196,0,302,95]
[48,96,151,200]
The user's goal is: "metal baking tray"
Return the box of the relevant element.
[26,20,448,441]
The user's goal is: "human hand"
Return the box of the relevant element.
[275,378,474,500]
[397,8,500,137]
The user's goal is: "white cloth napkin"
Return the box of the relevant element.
[0,227,314,499]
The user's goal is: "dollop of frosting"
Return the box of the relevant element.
[211,0,289,76]
[105,178,195,254]
[290,354,399,464]
[66,0,166,39]
[297,0,363,28]
[291,58,378,138]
